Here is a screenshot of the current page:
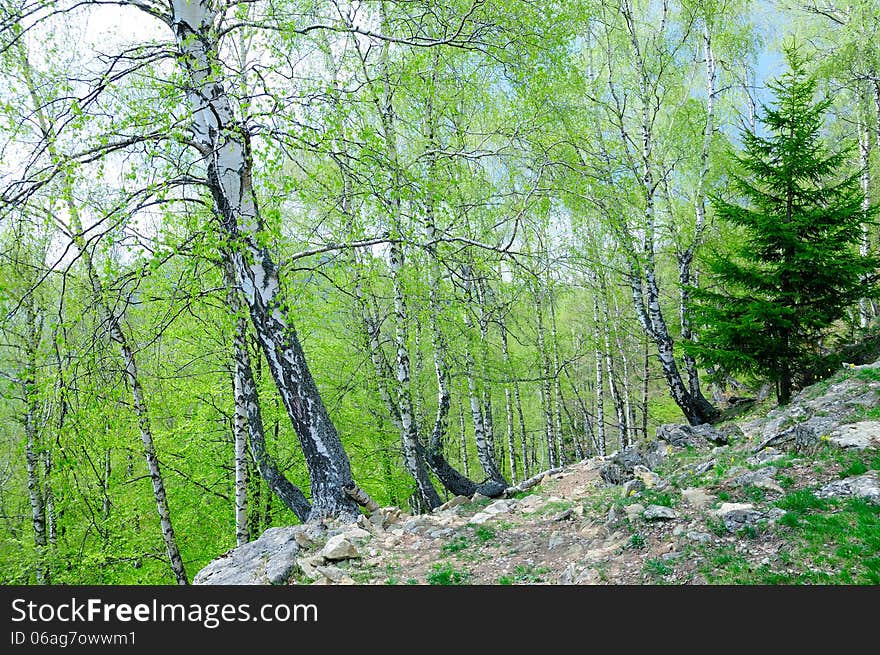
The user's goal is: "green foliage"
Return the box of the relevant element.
[688,44,879,404]
[427,562,470,585]
[628,533,647,549]
[474,525,496,543]
[643,558,673,578]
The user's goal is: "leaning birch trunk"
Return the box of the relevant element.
[616,0,718,426]
[169,1,358,519]
[678,25,717,400]
[417,79,481,498]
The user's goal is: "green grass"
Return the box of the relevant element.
[841,459,868,478]
[778,475,795,488]
[706,516,727,537]
[497,575,514,585]
[440,535,471,554]
[742,485,766,503]
[511,564,550,583]
[640,489,676,507]
[427,562,470,585]
[706,495,880,584]
[475,525,496,543]
[643,558,673,578]
[628,533,646,549]
[538,500,574,515]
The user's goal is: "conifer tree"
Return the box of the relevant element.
[689,45,878,405]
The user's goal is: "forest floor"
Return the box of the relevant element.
[196,363,880,585]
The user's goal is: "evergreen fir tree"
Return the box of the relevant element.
[688,44,878,405]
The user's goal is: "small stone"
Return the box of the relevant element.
[686,531,714,544]
[321,534,360,561]
[552,508,574,522]
[643,505,678,520]
[715,503,764,532]
[672,524,685,536]
[341,527,373,543]
[471,492,490,503]
[747,448,785,466]
[633,465,667,489]
[548,532,566,549]
[734,466,778,487]
[484,499,514,515]
[518,495,546,512]
[469,512,492,525]
[436,495,471,511]
[681,487,715,509]
[315,565,349,583]
[623,503,645,520]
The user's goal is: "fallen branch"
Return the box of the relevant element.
[504,467,563,497]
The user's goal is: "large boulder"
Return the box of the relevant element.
[600,446,649,485]
[193,526,302,585]
[657,423,727,448]
[816,472,880,505]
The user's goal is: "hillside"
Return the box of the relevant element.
[194,361,880,585]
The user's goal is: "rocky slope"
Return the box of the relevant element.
[194,362,880,585]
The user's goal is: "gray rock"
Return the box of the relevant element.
[765,508,787,522]
[600,446,645,484]
[471,492,491,504]
[314,565,353,584]
[622,479,645,497]
[518,494,547,512]
[296,554,323,580]
[475,480,508,498]
[657,424,699,448]
[633,465,667,489]
[681,487,715,509]
[685,531,714,544]
[552,508,574,522]
[623,503,645,521]
[436,495,471,511]
[194,526,302,585]
[829,422,880,450]
[469,512,492,525]
[484,499,515,515]
[321,534,360,561]
[692,424,728,446]
[733,466,778,487]
[715,423,744,443]
[606,505,622,526]
[715,503,764,532]
[686,459,716,476]
[643,505,678,520]
[548,532,566,550]
[747,448,785,466]
[639,440,669,470]
[816,471,880,505]
[341,527,373,543]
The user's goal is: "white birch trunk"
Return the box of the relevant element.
[169,0,358,519]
